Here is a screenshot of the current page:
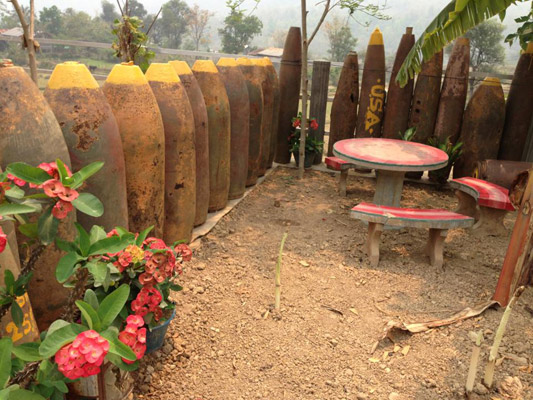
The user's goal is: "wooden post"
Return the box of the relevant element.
[309,60,331,165]
[299,0,308,179]
[9,0,38,83]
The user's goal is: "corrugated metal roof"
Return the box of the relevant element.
[249,47,283,58]
[0,27,23,37]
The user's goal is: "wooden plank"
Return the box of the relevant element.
[309,60,331,150]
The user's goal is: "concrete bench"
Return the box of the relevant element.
[325,156,357,196]
[449,177,515,235]
[351,202,474,268]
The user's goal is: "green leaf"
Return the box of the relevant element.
[39,323,85,358]
[4,271,15,295]
[50,381,68,394]
[54,238,77,253]
[0,338,13,389]
[10,302,23,328]
[0,203,37,217]
[97,284,130,329]
[18,223,38,239]
[105,353,139,371]
[89,226,107,244]
[70,162,104,190]
[55,252,85,283]
[75,300,101,331]
[54,159,72,187]
[11,343,43,362]
[87,235,132,256]
[87,261,108,286]
[75,223,90,257]
[6,163,51,185]
[71,193,103,217]
[9,389,47,400]
[4,186,24,200]
[100,329,136,362]
[37,207,59,245]
[135,225,153,246]
[43,320,70,340]
[84,289,99,311]
[169,283,183,292]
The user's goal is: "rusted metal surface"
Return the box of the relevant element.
[103,62,165,237]
[146,63,196,244]
[192,60,231,212]
[309,60,331,164]
[475,159,532,190]
[0,63,74,331]
[237,57,264,186]
[453,78,505,179]
[433,37,470,144]
[44,62,128,231]
[217,58,250,200]
[275,27,302,164]
[356,28,386,138]
[264,59,280,169]
[498,42,533,161]
[170,61,210,227]
[328,52,359,157]
[382,27,415,139]
[254,59,274,176]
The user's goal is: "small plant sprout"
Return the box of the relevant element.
[398,127,417,141]
[275,233,288,311]
[465,330,484,394]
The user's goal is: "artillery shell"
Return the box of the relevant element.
[217,58,250,200]
[146,63,196,243]
[253,58,274,175]
[275,27,302,163]
[103,62,165,237]
[382,27,415,139]
[475,159,532,189]
[433,37,470,145]
[237,57,264,186]
[356,28,386,138]
[170,61,210,227]
[45,61,128,231]
[192,60,231,212]
[498,42,533,161]
[263,58,281,168]
[328,52,359,157]
[454,77,505,178]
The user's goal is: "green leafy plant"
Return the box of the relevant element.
[398,127,417,141]
[0,271,32,328]
[505,7,533,50]
[288,112,324,154]
[428,136,464,185]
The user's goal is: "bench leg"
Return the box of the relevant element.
[366,222,384,267]
[455,190,479,219]
[426,229,447,268]
[473,206,508,236]
[339,170,348,196]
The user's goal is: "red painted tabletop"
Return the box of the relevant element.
[333,138,449,172]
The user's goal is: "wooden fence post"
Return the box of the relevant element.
[309,60,331,164]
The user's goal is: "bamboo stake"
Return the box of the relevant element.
[483,286,526,388]
[9,0,37,83]
[465,330,484,394]
[298,0,308,180]
[275,233,288,310]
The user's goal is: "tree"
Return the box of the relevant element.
[218,0,263,54]
[324,15,357,62]
[39,5,62,36]
[465,19,505,72]
[125,0,147,19]
[7,0,38,83]
[100,0,119,24]
[269,29,286,47]
[187,4,213,51]
[159,0,190,49]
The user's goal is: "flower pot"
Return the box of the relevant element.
[293,151,315,169]
[146,309,176,354]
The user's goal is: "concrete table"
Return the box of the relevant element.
[333,138,449,206]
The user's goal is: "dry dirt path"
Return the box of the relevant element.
[134,167,532,400]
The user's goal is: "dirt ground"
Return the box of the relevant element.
[133,167,533,400]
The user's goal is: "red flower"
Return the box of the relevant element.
[131,286,163,320]
[119,316,147,364]
[107,229,119,238]
[42,179,64,198]
[292,118,301,128]
[0,227,7,254]
[310,119,319,130]
[57,187,79,202]
[7,174,25,187]
[52,200,73,219]
[174,244,192,262]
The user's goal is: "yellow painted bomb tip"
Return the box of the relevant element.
[251,58,269,67]
[481,77,501,87]
[369,27,383,45]
[525,42,533,54]
[262,57,273,66]
[192,60,218,73]
[169,60,193,75]
[106,63,147,85]
[145,63,181,83]
[47,62,99,90]
[217,58,237,67]
[236,57,253,66]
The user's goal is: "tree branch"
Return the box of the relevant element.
[145,6,162,36]
[308,0,331,45]
[9,0,38,83]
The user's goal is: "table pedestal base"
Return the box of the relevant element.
[373,170,406,207]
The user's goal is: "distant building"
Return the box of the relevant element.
[248,47,283,59]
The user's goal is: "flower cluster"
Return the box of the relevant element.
[118,315,146,364]
[0,226,6,254]
[291,115,318,130]
[131,286,163,321]
[55,330,110,380]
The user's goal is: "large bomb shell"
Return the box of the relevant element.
[0,62,73,330]
[170,61,209,227]
[216,58,250,200]
[237,57,264,186]
[103,62,165,237]
[146,64,196,243]
[433,37,470,144]
[252,59,273,176]
[453,78,505,179]
[356,28,386,138]
[44,62,128,231]
[328,52,359,156]
[192,60,231,212]
[275,27,302,163]
[382,28,415,139]
[475,159,532,189]
[498,42,533,161]
[263,58,281,168]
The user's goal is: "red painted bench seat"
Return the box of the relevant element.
[325,156,354,170]
[449,177,515,211]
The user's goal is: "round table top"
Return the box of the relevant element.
[333,138,449,172]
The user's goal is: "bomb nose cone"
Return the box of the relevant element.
[281,26,302,63]
[169,60,193,75]
[481,77,501,86]
[217,57,237,67]
[47,62,99,89]
[145,63,180,83]
[369,27,383,45]
[107,62,147,85]
[0,59,13,67]
[192,59,219,73]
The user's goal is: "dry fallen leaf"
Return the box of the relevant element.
[401,345,410,356]
[393,345,401,353]
[369,358,381,363]
[299,260,310,267]
[349,308,359,315]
